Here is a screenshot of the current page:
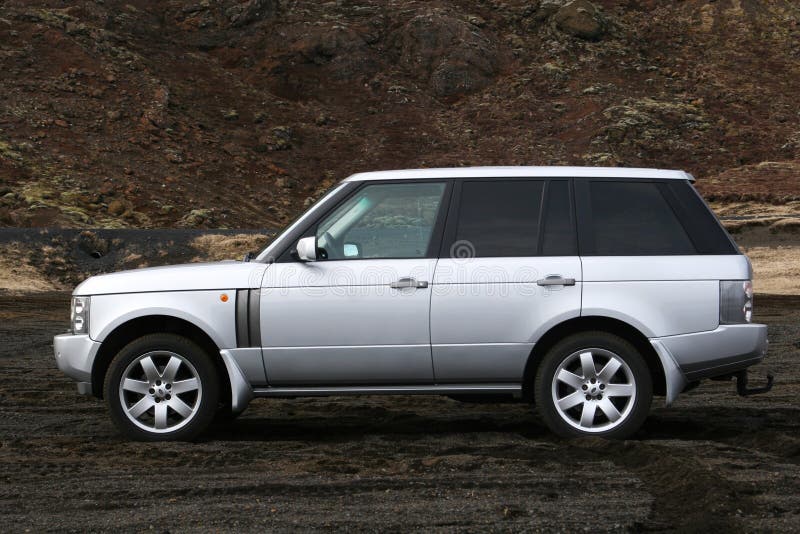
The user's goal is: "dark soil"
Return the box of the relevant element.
[1,292,799,531]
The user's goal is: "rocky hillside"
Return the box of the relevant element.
[1,0,799,229]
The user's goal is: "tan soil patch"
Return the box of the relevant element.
[743,245,800,295]
[731,225,800,295]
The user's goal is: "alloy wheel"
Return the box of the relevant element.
[550,348,636,433]
[118,351,202,433]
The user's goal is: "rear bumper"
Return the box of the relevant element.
[53,333,101,395]
[654,323,768,381]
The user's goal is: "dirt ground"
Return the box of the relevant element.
[0,292,798,532]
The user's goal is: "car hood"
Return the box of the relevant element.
[74,261,268,296]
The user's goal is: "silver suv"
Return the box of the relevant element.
[53,167,770,441]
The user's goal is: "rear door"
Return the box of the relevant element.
[576,179,728,338]
[430,179,582,383]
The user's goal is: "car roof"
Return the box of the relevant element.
[343,166,695,182]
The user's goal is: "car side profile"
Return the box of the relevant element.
[53,166,771,441]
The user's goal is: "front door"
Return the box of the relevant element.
[260,180,450,385]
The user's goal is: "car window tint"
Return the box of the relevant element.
[455,180,544,257]
[588,181,695,255]
[665,181,738,254]
[541,180,577,256]
[316,182,446,259]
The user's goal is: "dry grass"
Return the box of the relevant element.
[0,243,59,291]
[190,233,272,262]
[714,200,800,235]
[710,200,800,218]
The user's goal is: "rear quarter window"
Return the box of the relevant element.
[578,180,696,255]
[664,180,738,255]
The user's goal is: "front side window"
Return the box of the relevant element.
[315,182,446,260]
[587,181,695,255]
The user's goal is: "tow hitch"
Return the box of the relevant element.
[734,370,774,396]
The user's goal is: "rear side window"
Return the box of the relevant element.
[448,179,577,258]
[582,181,695,255]
[541,180,577,256]
[455,180,545,257]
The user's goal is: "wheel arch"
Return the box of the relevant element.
[522,315,666,401]
[91,315,230,403]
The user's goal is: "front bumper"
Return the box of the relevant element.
[53,333,102,395]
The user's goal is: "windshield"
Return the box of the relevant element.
[255,182,348,262]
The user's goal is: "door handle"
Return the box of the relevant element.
[390,277,429,289]
[537,275,576,286]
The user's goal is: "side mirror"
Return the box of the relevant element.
[343,242,360,258]
[295,236,317,262]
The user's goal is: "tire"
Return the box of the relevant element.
[104,333,220,441]
[534,331,652,440]
[212,404,241,424]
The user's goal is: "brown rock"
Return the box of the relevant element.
[107,200,126,216]
[165,149,184,163]
[77,231,110,258]
[554,0,604,41]
[534,0,565,21]
[290,26,376,82]
[392,10,501,97]
[223,142,245,156]
[225,0,278,27]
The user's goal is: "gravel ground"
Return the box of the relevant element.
[1,292,798,532]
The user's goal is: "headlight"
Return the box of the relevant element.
[70,296,91,334]
[720,280,753,324]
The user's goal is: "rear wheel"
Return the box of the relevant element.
[534,332,652,439]
[104,333,219,441]
[213,404,241,424]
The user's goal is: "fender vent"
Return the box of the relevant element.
[235,289,261,348]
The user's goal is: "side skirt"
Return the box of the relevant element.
[252,384,523,398]
[219,350,523,413]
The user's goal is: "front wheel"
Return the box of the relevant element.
[104,333,219,441]
[534,332,652,439]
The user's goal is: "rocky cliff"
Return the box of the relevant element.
[1,0,798,228]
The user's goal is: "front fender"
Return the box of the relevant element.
[89,291,237,349]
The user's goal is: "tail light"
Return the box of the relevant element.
[720,280,753,324]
